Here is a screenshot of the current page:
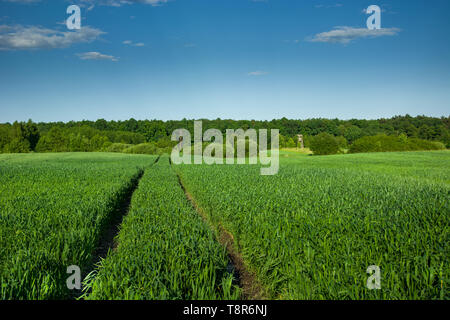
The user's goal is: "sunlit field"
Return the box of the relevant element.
[1,151,448,299]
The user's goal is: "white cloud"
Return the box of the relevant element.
[1,0,41,3]
[248,71,268,76]
[77,0,168,7]
[77,51,118,61]
[308,26,400,44]
[315,3,343,9]
[2,0,169,6]
[123,40,145,46]
[0,24,104,50]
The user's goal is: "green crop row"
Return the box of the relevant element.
[175,151,449,299]
[0,153,155,299]
[85,156,240,300]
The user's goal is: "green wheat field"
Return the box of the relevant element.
[0,151,448,300]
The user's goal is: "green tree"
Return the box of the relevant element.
[0,125,11,152]
[344,125,363,143]
[286,137,296,148]
[335,136,348,150]
[310,133,339,155]
[90,134,110,151]
[36,127,68,152]
[5,138,30,153]
[6,122,32,153]
[23,120,40,151]
[419,125,434,140]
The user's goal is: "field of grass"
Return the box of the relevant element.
[175,150,449,299]
[0,153,156,299]
[85,156,240,300]
[0,151,448,300]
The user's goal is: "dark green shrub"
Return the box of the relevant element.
[4,138,31,153]
[104,143,133,153]
[285,137,296,148]
[349,134,446,153]
[124,143,159,155]
[408,138,445,151]
[335,136,348,151]
[310,133,339,155]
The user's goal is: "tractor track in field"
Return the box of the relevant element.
[175,171,267,300]
[77,156,160,298]
[92,170,144,260]
[93,156,160,260]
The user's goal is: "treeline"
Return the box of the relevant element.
[349,134,446,153]
[0,123,151,153]
[0,120,40,153]
[0,115,448,154]
[307,132,445,155]
[35,114,450,146]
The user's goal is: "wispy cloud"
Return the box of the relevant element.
[315,3,343,9]
[308,26,400,44]
[2,0,170,6]
[123,40,145,46]
[248,71,268,76]
[77,51,118,61]
[0,24,104,50]
[75,0,169,8]
[283,39,301,44]
[361,4,397,15]
[1,0,41,3]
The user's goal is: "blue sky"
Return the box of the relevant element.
[0,0,449,122]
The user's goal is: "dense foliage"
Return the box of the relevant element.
[0,120,39,153]
[309,132,340,155]
[0,153,155,299]
[1,115,448,154]
[349,134,445,153]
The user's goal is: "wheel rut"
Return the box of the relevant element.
[175,171,267,300]
[77,156,159,298]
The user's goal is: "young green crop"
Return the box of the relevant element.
[1,151,448,300]
[85,156,240,300]
[0,152,156,299]
[175,151,449,299]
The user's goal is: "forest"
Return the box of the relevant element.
[0,115,448,155]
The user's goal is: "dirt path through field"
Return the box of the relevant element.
[175,171,267,300]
